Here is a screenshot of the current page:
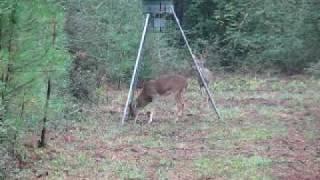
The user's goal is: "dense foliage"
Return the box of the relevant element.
[0,0,70,176]
[183,0,320,73]
[66,0,143,101]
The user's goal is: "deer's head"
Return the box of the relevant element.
[129,92,153,118]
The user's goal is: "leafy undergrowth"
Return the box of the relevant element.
[11,75,320,179]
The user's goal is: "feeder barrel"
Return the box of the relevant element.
[143,0,174,14]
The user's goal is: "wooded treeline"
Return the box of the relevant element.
[182,0,320,74]
[0,0,319,177]
[0,0,69,176]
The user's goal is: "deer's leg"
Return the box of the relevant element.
[175,105,181,123]
[134,110,141,123]
[175,96,181,121]
[199,84,204,96]
[198,87,206,108]
[148,110,154,124]
[201,87,206,96]
[175,90,185,122]
[181,90,186,117]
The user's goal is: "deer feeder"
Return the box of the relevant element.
[121,0,222,125]
[143,0,174,31]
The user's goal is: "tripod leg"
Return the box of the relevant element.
[121,14,151,125]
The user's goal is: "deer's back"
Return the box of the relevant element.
[145,75,187,96]
[203,68,214,82]
[198,68,214,83]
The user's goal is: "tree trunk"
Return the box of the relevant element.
[2,2,17,121]
[38,78,51,148]
[38,18,56,148]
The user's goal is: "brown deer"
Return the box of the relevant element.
[191,52,215,106]
[129,74,188,123]
[195,53,214,94]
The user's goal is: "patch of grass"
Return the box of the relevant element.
[159,159,175,168]
[103,123,132,140]
[49,152,97,179]
[74,153,92,169]
[269,81,284,91]
[213,127,271,140]
[214,77,266,92]
[286,80,307,92]
[142,138,164,148]
[14,75,320,179]
[141,135,172,148]
[255,105,285,120]
[186,120,214,132]
[194,156,272,179]
[156,159,175,180]
[49,154,70,178]
[114,162,145,180]
[302,116,320,141]
[223,127,273,141]
[277,92,305,106]
[220,107,243,120]
[51,154,68,169]
[208,124,286,150]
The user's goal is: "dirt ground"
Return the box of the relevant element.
[11,75,320,179]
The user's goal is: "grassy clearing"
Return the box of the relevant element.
[12,75,320,179]
[194,156,272,179]
[113,161,146,179]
